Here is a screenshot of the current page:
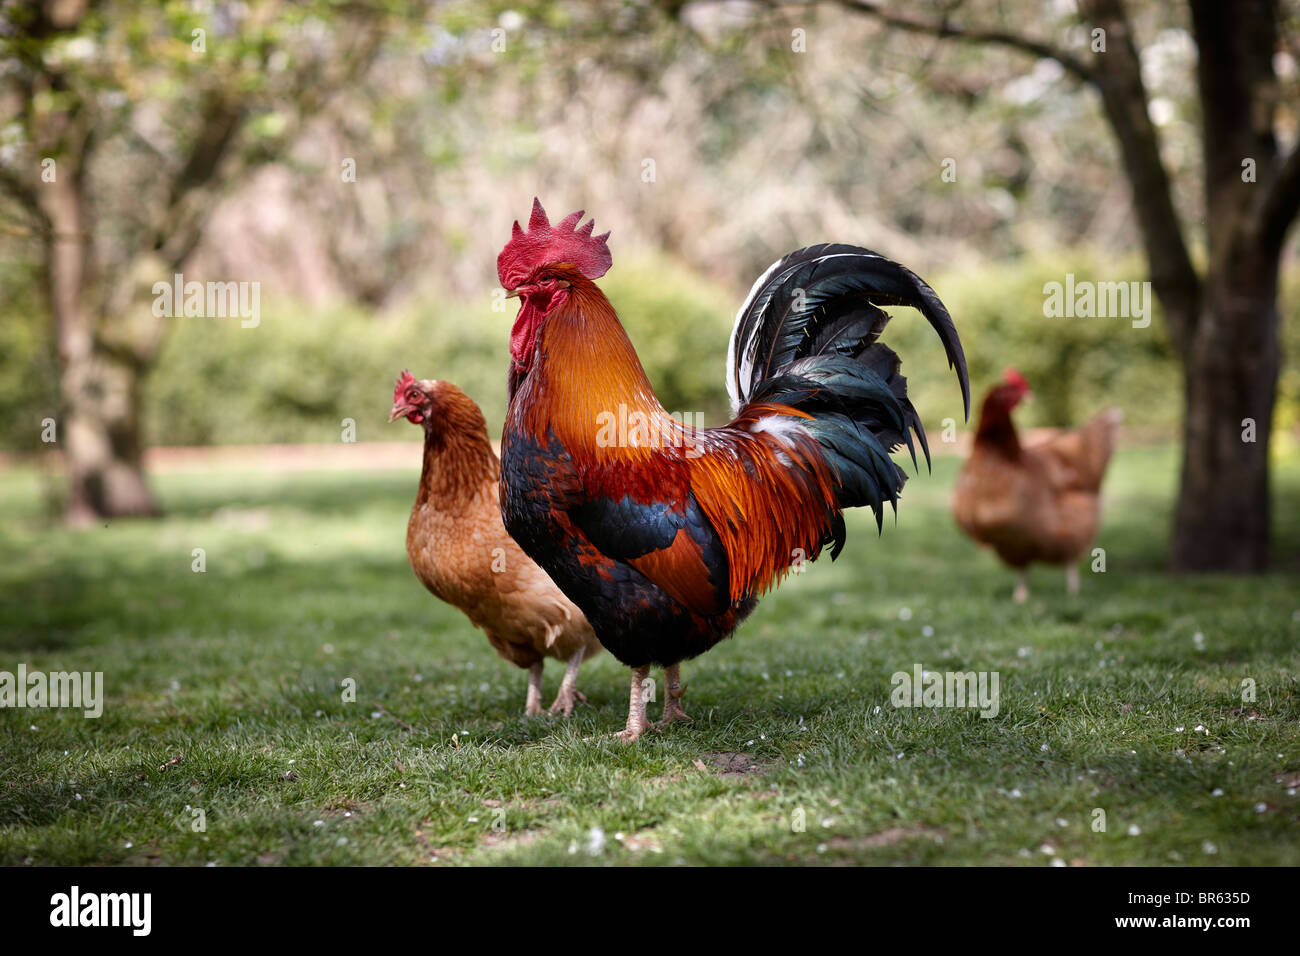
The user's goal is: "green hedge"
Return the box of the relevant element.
[1,251,1296,450]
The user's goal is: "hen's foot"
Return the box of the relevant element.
[1065,563,1080,596]
[548,686,582,716]
[524,662,545,717]
[1012,571,1029,604]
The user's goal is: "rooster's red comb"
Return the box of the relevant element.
[497,197,612,289]
[1003,367,1030,390]
[393,369,417,403]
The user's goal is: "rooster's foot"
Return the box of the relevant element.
[655,700,692,729]
[655,663,690,729]
[615,665,652,742]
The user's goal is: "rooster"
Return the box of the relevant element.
[389,372,601,716]
[497,199,969,740]
[952,369,1121,602]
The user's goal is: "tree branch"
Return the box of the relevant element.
[1258,141,1300,251]
[835,0,1095,80]
[830,0,1202,354]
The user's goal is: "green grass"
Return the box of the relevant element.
[1,444,1298,866]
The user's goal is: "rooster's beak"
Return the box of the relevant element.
[504,288,521,299]
[387,403,407,424]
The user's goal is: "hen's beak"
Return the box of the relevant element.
[387,403,407,424]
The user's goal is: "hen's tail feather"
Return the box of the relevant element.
[727,245,969,537]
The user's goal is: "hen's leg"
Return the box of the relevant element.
[548,647,586,715]
[524,661,544,717]
[656,662,692,727]
[1013,571,1029,604]
[1065,563,1080,597]
[616,666,651,742]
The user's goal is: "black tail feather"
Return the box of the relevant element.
[727,244,969,530]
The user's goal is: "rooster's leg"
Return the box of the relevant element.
[655,662,692,728]
[616,665,651,742]
[1013,571,1029,604]
[524,662,544,717]
[1065,563,1080,597]
[548,647,585,715]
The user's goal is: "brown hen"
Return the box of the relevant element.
[389,373,601,715]
[953,369,1121,602]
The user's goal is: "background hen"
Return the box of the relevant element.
[389,372,601,715]
[952,369,1122,602]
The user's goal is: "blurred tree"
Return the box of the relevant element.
[0,0,429,522]
[811,0,1300,572]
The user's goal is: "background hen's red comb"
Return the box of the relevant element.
[393,369,417,403]
[1003,367,1030,390]
[496,197,612,289]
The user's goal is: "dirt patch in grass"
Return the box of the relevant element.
[481,829,543,850]
[831,825,943,850]
[413,824,462,864]
[697,751,772,777]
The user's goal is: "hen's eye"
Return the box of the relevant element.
[407,390,422,403]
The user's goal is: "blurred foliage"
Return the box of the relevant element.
[0,259,56,446]
[138,252,744,446]
[0,1,1297,455]
[3,251,1295,451]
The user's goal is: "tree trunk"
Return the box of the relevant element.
[42,154,159,524]
[60,352,159,524]
[1170,254,1279,571]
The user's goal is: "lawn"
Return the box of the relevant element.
[1,444,1298,866]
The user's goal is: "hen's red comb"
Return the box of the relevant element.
[497,197,612,289]
[393,369,417,403]
[1003,367,1030,390]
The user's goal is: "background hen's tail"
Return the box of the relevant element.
[726,244,970,544]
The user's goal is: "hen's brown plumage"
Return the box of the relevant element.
[953,370,1120,601]
[390,375,600,715]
